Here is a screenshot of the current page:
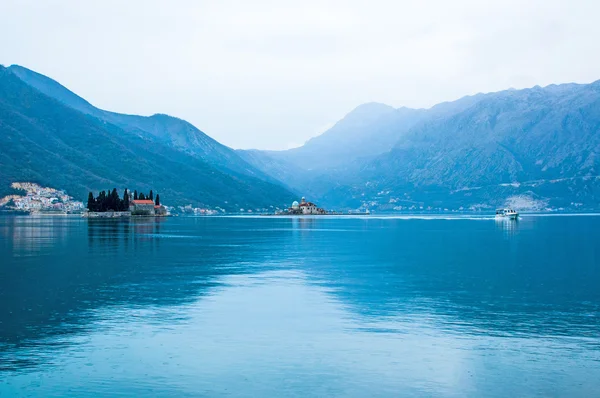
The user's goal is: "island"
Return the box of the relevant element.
[271,197,369,216]
[85,188,168,218]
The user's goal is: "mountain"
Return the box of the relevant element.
[349,82,600,210]
[6,63,598,212]
[241,81,600,212]
[236,102,429,201]
[240,93,496,174]
[253,103,424,171]
[0,66,295,209]
[236,149,341,201]
[7,65,272,180]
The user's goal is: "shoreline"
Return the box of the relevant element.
[261,213,371,217]
[83,211,170,218]
[2,210,600,218]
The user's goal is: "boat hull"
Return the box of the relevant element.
[495,214,518,220]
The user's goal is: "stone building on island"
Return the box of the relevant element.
[155,204,168,216]
[286,197,327,215]
[130,199,156,215]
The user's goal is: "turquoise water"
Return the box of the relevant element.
[0,215,599,397]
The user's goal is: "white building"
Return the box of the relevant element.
[285,196,327,215]
[299,197,320,214]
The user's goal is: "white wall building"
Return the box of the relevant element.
[299,197,320,214]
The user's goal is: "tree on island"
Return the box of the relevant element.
[87,192,95,211]
[111,188,119,211]
[155,194,160,206]
[123,189,130,210]
[97,190,106,211]
[139,192,146,200]
[149,190,154,201]
[134,190,138,200]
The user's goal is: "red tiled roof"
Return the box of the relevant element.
[131,200,154,205]
[299,202,315,206]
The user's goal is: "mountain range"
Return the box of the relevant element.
[1,64,599,212]
[239,82,600,211]
[0,65,296,210]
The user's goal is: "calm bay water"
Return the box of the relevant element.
[0,215,599,397]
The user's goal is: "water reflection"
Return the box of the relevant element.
[0,217,272,372]
[86,217,169,253]
[495,216,518,238]
[0,215,72,256]
[0,215,599,397]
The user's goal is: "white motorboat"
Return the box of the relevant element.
[495,208,519,219]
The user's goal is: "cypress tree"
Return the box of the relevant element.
[87,192,95,211]
[149,190,154,201]
[155,194,160,206]
[139,192,146,200]
[111,188,118,211]
[97,191,105,212]
[123,189,130,210]
[134,190,138,200]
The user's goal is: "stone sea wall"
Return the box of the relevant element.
[84,211,131,218]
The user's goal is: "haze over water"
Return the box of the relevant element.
[1,215,599,397]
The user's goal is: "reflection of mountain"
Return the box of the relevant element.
[279,217,600,339]
[0,217,294,371]
[1,216,599,373]
[0,216,70,256]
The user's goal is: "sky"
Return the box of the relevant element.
[1,0,600,150]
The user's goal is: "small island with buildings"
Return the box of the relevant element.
[84,188,168,218]
[272,196,369,216]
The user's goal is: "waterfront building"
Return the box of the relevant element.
[130,199,155,215]
[154,205,168,216]
[299,197,318,214]
[286,197,327,215]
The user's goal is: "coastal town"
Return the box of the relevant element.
[0,182,84,213]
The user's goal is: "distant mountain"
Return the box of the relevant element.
[349,82,600,210]
[236,102,428,202]
[241,81,600,211]
[241,94,497,174]
[251,103,424,171]
[0,66,295,209]
[236,149,340,201]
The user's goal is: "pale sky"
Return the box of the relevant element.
[1,0,599,150]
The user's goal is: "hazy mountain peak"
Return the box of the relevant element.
[341,102,397,123]
[350,101,396,112]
